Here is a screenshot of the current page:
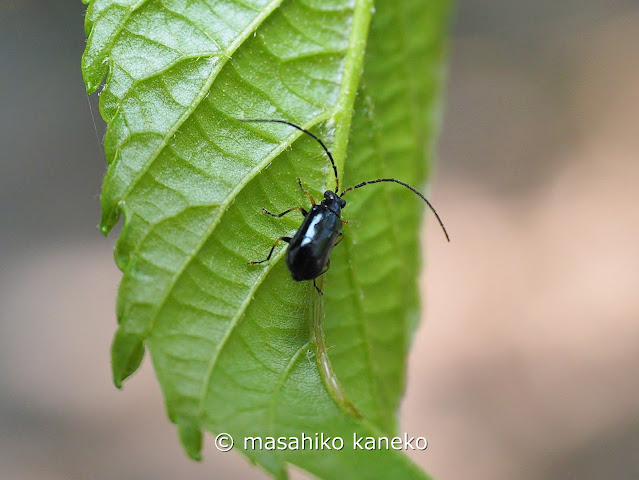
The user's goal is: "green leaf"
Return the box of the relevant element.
[83,0,449,478]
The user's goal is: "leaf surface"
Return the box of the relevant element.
[83,0,449,477]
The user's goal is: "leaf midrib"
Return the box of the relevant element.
[328,0,374,186]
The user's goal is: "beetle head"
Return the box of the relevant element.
[323,190,346,209]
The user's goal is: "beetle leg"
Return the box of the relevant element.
[320,259,331,275]
[248,236,291,265]
[334,233,344,246]
[262,206,308,218]
[312,260,331,295]
[297,177,316,206]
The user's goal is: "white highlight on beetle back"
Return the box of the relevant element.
[300,215,323,246]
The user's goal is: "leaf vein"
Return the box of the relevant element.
[110,0,286,218]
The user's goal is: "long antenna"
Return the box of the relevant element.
[341,178,450,242]
[238,119,339,193]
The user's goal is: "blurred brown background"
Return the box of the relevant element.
[1,1,638,479]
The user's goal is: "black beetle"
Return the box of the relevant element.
[240,119,449,294]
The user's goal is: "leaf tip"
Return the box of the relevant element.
[99,209,118,236]
[113,376,124,390]
[177,421,203,461]
[111,329,145,388]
